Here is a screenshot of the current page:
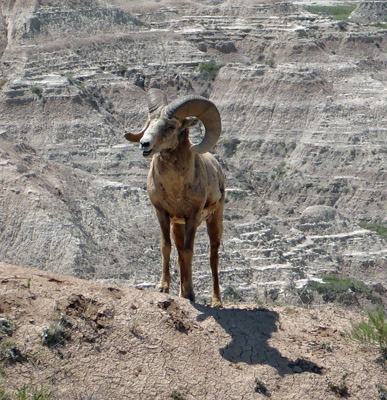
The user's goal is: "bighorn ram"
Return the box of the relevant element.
[125,89,225,307]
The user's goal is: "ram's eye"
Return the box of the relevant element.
[164,125,175,133]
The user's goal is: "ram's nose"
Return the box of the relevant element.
[140,141,151,150]
[140,140,153,158]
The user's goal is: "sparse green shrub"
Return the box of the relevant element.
[221,138,240,156]
[171,390,184,400]
[117,64,127,76]
[320,342,333,353]
[350,307,387,360]
[371,23,387,29]
[16,163,29,175]
[292,285,314,307]
[0,341,24,364]
[377,384,387,400]
[359,222,387,240]
[41,316,72,347]
[197,60,222,80]
[223,286,242,304]
[305,5,357,21]
[227,189,247,201]
[266,58,275,68]
[0,318,15,340]
[276,161,286,176]
[30,86,43,98]
[328,381,349,397]
[306,275,374,303]
[254,378,270,397]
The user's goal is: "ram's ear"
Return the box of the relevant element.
[124,118,150,142]
[124,131,144,142]
[181,117,199,130]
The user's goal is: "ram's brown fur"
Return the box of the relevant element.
[125,90,225,307]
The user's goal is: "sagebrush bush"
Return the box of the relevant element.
[41,316,72,347]
[307,274,376,303]
[197,60,222,80]
[0,318,15,340]
[0,341,23,364]
[30,86,43,98]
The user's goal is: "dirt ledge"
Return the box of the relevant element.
[0,262,385,399]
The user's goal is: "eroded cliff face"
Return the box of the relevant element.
[0,0,386,302]
[350,0,387,23]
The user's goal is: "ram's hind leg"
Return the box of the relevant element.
[156,209,171,293]
[206,205,223,307]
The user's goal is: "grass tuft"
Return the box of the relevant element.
[0,384,53,400]
[350,307,387,361]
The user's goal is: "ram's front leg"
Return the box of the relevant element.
[155,209,171,293]
[179,217,199,302]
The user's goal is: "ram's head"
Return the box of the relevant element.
[125,89,221,158]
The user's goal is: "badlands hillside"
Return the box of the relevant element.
[0,0,386,301]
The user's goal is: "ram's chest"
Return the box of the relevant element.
[150,182,203,214]
[147,169,206,217]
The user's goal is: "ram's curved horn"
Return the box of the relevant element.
[164,95,221,154]
[125,89,167,142]
[124,118,149,143]
[147,88,168,114]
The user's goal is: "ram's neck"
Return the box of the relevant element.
[148,153,196,214]
[155,129,195,185]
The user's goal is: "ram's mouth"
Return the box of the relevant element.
[142,149,153,158]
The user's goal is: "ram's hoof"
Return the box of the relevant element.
[180,289,195,302]
[187,292,195,302]
[211,297,223,308]
[157,282,170,293]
